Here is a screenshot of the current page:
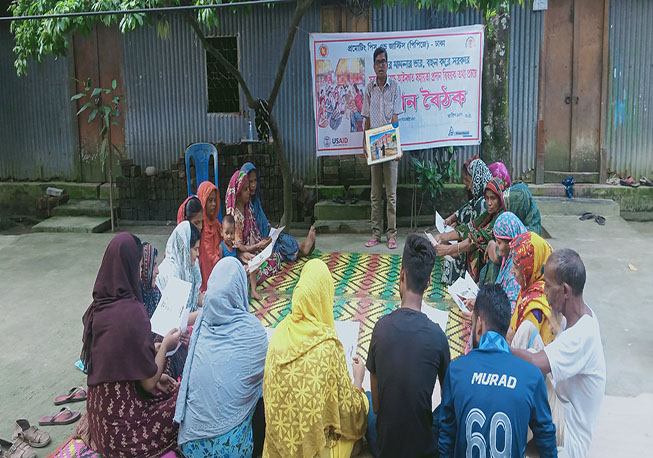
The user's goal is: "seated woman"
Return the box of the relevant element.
[226,170,280,298]
[177,195,204,232]
[175,257,268,458]
[487,212,528,313]
[434,177,505,284]
[489,161,542,235]
[157,221,203,319]
[263,259,368,458]
[78,233,181,457]
[156,221,202,379]
[196,181,223,291]
[508,232,559,345]
[241,162,316,261]
[437,157,493,284]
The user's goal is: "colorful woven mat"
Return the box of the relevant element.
[48,437,179,458]
[48,437,101,458]
[251,250,469,360]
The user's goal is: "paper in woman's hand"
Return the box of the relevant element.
[150,276,192,339]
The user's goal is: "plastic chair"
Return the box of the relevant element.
[185,143,222,221]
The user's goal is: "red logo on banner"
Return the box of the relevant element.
[319,44,328,57]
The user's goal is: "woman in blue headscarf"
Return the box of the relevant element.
[241,162,316,261]
[174,257,269,457]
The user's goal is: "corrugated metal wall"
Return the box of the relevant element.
[606,0,653,178]
[121,4,321,180]
[0,23,78,180]
[508,4,542,179]
[121,2,541,182]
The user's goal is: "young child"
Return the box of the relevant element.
[220,214,262,300]
[218,214,238,259]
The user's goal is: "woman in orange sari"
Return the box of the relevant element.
[508,232,559,344]
[196,182,223,291]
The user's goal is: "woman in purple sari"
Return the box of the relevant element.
[77,233,182,457]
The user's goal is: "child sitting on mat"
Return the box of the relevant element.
[220,214,261,300]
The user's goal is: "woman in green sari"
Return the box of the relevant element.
[435,177,505,284]
[436,157,492,284]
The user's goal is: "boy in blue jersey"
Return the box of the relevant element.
[438,284,557,458]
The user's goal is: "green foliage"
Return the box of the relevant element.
[9,0,519,76]
[412,146,461,201]
[71,77,122,170]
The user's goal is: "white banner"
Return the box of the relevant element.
[309,25,484,156]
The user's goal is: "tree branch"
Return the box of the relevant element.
[267,0,313,110]
[182,11,259,110]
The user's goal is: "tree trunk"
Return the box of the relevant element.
[183,2,314,226]
[267,113,293,227]
[481,5,512,171]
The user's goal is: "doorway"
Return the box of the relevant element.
[538,0,607,183]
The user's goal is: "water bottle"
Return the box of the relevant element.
[248,121,254,141]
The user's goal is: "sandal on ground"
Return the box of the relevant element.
[365,238,380,248]
[12,420,50,449]
[387,238,397,249]
[595,215,606,226]
[38,407,81,426]
[350,197,359,204]
[579,212,595,220]
[640,177,653,187]
[0,438,36,458]
[332,196,346,204]
[620,176,640,188]
[54,386,86,406]
[54,386,87,405]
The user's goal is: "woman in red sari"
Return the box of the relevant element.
[78,233,182,457]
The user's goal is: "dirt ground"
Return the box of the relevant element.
[0,218,651,456]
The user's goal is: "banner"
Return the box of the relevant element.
[309,25,484,156]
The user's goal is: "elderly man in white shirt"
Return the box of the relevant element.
[512,249,606,458]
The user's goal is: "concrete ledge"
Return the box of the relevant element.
[534,196,620,217]
[314,199,371,220]
[32,216,111,233]
[0,182,114,217]
[529,183,653,212]
[314,219,370,234]
[52,199,111,217]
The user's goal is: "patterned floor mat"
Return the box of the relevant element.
[251,250,469,360]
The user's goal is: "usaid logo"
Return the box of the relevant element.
[332,137,349,145]
[324,136,331,147]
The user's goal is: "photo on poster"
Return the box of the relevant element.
[365,123,402,165]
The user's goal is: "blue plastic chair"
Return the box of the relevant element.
[185,142,222,221]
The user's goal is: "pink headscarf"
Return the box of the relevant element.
[489,162,512,188]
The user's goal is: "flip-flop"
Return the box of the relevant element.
[579,212,595,221]
[332,196,345,204]
[53,386,87,405]
[640,177,653,187]
[595,215,606,226]
[388,238,398,249]
[38,407,81,426]
[350,197,359,204]
[620,176,640,188]
[365,238,380,248]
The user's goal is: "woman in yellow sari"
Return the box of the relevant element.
[508,232,559,344]
[263,259,368,458]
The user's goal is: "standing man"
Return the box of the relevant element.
[366,234,450,457]
[512,249,606,458]
[438,283,558,458]
[362,47,403,249]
